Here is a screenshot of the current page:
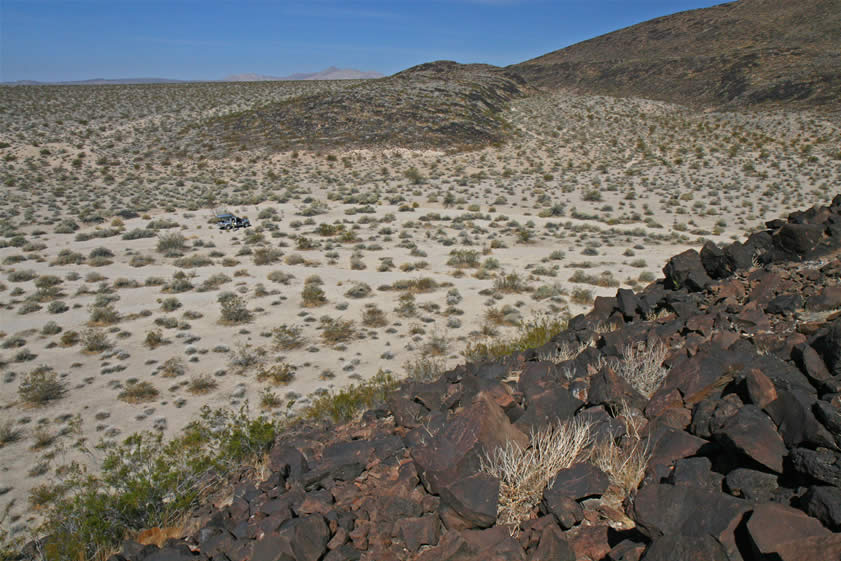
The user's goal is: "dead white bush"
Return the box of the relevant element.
[615,339,669,397]
[480,417,592,528]
[538,339,590,364]
[590,402,651,499]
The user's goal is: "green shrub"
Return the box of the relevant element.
[118,381,159,403]
[18,366,66,405]
[320,317,357,344]
[218,292,252,324]
[35,407,278,560]
[272,324,304,350]
[157,232,187,255]
[305,370,396,423]
[463,315,567,363]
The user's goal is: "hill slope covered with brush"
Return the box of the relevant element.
[511,0,841,112]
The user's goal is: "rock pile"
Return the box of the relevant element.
[113,195,841,561]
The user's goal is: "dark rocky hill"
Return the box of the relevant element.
[197,61,530,153]
[511,0,841,112]
[96,195,841,561]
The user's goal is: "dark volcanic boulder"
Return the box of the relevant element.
[811,318,841,377]
[790,447,841,486]
[713,405,787,473]
[631,483,749,559]
[544,462,609,501]
[724,468,779,502]
[412,392,528,495]
[439,473,499,529]
[801,485,841,531]
[663,249,712,292]
[747,502,838,561]
[806,286,841,312]
[774,223,825,255]
[699,241,730,279]
[641,534,728,561]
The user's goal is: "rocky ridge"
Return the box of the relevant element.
[93,195,841,560]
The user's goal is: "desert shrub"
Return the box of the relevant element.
[7,269,36,282]
[159,357,186,378]
[260,388,282,409]
[122,228,156,240]
[52,249,85,265]
[481,418,591,528]
[267,270,294,285]
[174,254,213,268]
[81,328,110,352]
[301,282,327,307]
[614,340,669,397]
[18,366,67,405]
[344,282,372,299]
[88,303,120,325]
[305,370,396,423]
[197,273,231,292]
[18,301,42,315]
[145,329,165,349]
[447,249,481,268]
[164,271,193,293]
[130,254,155,267]
[362,305,388,327]
[35,407,278,560]
[186,374,218,395]
[147,218,179,229]
[88,247,114,259]
[256,362,296,386]
[320,317,356,344]
[570,287,594,306]
[218,292,252,324]
[41,321,62,336]
[60,330,80,347]
[227,344,266,372]
[404,356,446,382]
[160,297,181,312]
[252,247,283,265]
[157,232,187,255]
[272,324,304,350]
[493,271,525,293]
[118,381,159,403]
[463,315,567,363]
[0,419,22,447]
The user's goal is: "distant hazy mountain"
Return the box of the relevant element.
[1,77,189,86]
[223,67,384,82]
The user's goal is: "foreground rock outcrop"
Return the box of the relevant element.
[111,195,841,560]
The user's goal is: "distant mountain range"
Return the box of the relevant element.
[223,67,384,82]
[1,67,383,86]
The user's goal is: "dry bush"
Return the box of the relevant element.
[118,381,160,403]
[481,418,592,529]
[615,339,669,397]
[186,374,218,395]
[18,366,66,406]
[590,404,651,500]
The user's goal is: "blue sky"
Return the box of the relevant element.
[1,0,726,82]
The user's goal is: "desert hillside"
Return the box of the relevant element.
[512,0,841,112]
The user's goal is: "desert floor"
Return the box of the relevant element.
[1,81,839,539]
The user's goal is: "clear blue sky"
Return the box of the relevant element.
[1,0,726,82]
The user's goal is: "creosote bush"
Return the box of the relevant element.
[18,366,67,405]
[218,291,252,324]
[34,406,278,560]
[305,370,396,423]
[463,314,567,363]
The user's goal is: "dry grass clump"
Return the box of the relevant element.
[256,362,296,385]
[481,418,592,528]
[0,419,22,447]
[320,317,357,345]
[118,380,160,403]
[590,404,651,500]
[159,357,187,378]
[186,374,218,395]
[615,339,669,397]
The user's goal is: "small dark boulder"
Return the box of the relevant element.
[439,473,499,529]
[806,286,841,312]
[790,447,841,487]
[545,462,609,501]
[640,534,729,561]
[766,293,802,315]
[801,485,841,531]
[724,468,779,502]
[774,223,826,255]
[713,405,787,473]
[663,249,712,292]
[747,502,834,561]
